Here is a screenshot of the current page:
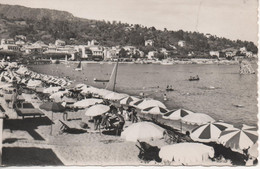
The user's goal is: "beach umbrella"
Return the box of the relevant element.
[61,96,76,104]
[121,121,165,142]
[159,143,215,165]
[190,121,233,142]
[218,124,258,151]
[181,113,215,125]
[39,102,65,112]
[104,92,128,101]
[248,143,258,158]
[142,106,168,115]
[43,86,61,94]
[49,91,68,102]
[73,98,103,108]
[119,96,140,105]
[85,104,110,116]
[26,79,42,87]
[163,109,194,120]
[134,99,167,109]
[95,89,113,98]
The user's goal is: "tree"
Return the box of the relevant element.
[119,48,128,58]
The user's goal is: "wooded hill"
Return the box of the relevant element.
[0,4,257,56]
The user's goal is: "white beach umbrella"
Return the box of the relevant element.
[104,92,128,101]
[26,79,42,87]
[61,96,76,104]
[85,104,110,116]
[95,89,113,98]
[43,86,61,94]
[159,143,215,165]
[163,109,194,120]
[121,121,165,142]
[49,91,68,102]
[248,143,258,158]
[190,121,233,143]
[181,113,215,125]
[218,124,258,151]
[74,98,103,108]
[134,99,167,109]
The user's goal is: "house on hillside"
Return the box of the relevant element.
[15,40,25,46]
[209,51,220,58]
[205,33,211,38]
[145,39,154,46]
[0,39,19,51]
[15,35,27,41]
[89,46,103,60]
[239,47,247,53]
[123,46,137,57]
[103,47,118,60]
[55,39,66,46]
[178,40,186,47]
[222,48,238,58]
[88,40,99,46]
[147,51,158,60]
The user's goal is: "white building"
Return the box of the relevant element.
[145,39,154,46]
[239,47,247,53]
[147,51,158,60]
[0,39,19,51]
[55,39,66,46]
[209,51,220,58]
[88,40,99,46]
[178,40,186,47]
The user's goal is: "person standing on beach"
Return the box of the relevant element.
[93,115,102,130]
[130,108,138,123]
[11,89,18,108]
[114,113,125,136]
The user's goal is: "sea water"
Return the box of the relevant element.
[28,63,258,126]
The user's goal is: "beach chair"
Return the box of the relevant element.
[59,120,88,134]
[15,102,45,119]
[163,129,179,144]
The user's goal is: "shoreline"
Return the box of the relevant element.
[55,59,241,65]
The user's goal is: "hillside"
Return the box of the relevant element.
[0,4,74,21]
[0,3,257,56]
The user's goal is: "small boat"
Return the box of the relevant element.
[189,76,200,81]
[93,78,109,82]
[75,61,82,71]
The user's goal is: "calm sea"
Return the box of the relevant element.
[28,62,258,126]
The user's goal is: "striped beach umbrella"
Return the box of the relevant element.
[142,106,168,115]
[190,121,233,142]
[163,109,194,120]
[181,113,215,125]
[218,124,258,150]
[120,96,140,105]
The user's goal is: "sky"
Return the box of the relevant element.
[0,0,258,44]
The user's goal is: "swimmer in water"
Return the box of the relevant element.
[163,93,168,101]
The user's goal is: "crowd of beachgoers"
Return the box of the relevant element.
[0,60,258,166]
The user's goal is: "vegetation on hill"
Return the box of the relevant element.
[0,4,258,56]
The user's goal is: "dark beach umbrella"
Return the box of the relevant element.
[190,121,233,143]
[39,102,65,135]
[40,102,65,112]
